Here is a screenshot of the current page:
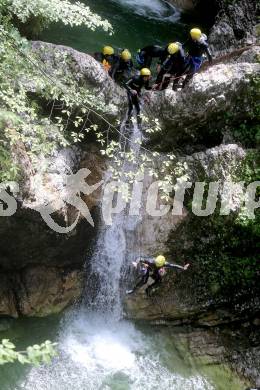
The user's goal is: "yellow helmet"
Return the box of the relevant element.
[168,43,180,55]
[155,255,166,268]
[121,49,132,61]
[190,28,202,40]
[103,46,114,56]
[140,68,151,76]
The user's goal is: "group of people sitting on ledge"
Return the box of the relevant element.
[94,28,213,125]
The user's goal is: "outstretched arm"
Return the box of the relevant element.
[165,262,190,271]
[132,256,153,268]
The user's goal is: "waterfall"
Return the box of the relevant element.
[84,123,142,320]
[18,125,225,390]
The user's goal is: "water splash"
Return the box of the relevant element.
[113,0,180,22]
[19,311,216,390]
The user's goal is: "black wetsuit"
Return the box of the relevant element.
[110,56,134,83]
[183,36,213,87]
[124,75,151,123]
[156,45,187,90]
[138,45,169,68]
[132,258,186,296]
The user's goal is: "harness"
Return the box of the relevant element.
[102,59,112,72]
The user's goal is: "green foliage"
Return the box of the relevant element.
[229,76,260,148]
[239,150,260,184]
[0,339,57,365]
[0,0,166,190]
[0,2,112,181]
[172,209,260,303]
[1,0,112,33]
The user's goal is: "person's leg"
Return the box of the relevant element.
[182,57,202,88]
[133,96,142,126]
[161,74,171,90]
[127,271,149,294]
[155,68,165,85]
[182,71,195,88]
[126,92,134,123]
[135,272,149,290]
[172,71,182,90]
[145,274,162,296]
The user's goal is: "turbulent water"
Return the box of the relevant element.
[40,0,188,54]
[113,0,180,21]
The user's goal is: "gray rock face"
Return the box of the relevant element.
[0,40,116,318]
[125,144,252,324]
[236,45,260,63]
[0,267,83,317]
[209,0,258,52]
[171,0,257,52]
[31,41,127,121]
[0,144,105,317]
[144,58,260,152]
[0,39,258,324]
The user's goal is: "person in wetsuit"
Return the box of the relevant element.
[126,255,190,297]
[94,45,118,74]
[124,68,152,126]
[110,49,134,83]
[182,28,213,88]
[155,42,187,90]
[136,44,170,69]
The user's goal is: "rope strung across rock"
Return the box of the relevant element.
[3,30,157,159]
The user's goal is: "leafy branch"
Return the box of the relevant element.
[0,339,57,365]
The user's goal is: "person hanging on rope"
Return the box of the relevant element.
[182,28,213,88]
[154,42,187,91]
[124,67,152,127]
[126,255,190,297]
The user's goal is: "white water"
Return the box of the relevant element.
[113,0,180,22]
[20,311,217,390]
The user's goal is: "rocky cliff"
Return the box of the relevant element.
[0,20,259,387]
[170,0,258,52]
[209,0,258,52]
[0,42,114,317]
[0,144,106,317]
[0,39,259,320]
[144,46,260,153]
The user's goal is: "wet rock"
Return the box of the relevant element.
[31,41,127,121]
[0,143,105,317]
[0,274,18,318]
[125,143,259,327]
[17,266,83,317]
[144,60,260,152]
[0,267,83,318]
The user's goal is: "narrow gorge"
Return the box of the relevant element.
[0,0,259,389]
